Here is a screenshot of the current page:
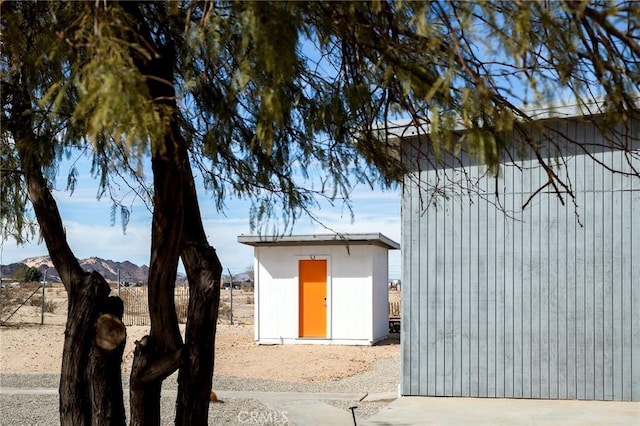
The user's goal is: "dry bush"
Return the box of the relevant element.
[29,296,57,313]
[21,282,41,291]
[218,302,230,320]
[1,286,35,318]
[245,296,254,305]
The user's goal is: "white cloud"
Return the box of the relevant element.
[3,176,402,279]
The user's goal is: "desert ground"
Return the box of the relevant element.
[0,283,401,382]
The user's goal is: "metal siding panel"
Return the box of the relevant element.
[504,164,515,398]
[522,161,533,398]
[400,178,410,395]
[566,154,578,400]
[461,197,471,396]
[611,154,623,400]
[436,203,446,396]
[443,201,455,396]
[487,194,498,398]
[556,184,568,399]
[575,156,587,400]
[417,172,429,396]
[594,158,606,401]
[621,172,633,401]
[404,128,638,402]
[470,189,481,397]
[551,193,560,399]
[556,124,577,399]
[452,196,463,396]
[539,194,550,399]
[584,154,596,401]
[426,200,437,395]
[529,167,540,399]
[631,120,640,402]
[525,165,542,398]
[402,171,420,395]
[632,166,640,401]
[478,194,488,397]
[495,189,506,398]
[411,181,429,395]
[602,156,615,400]
[513,164,525,398]
[576,156,590,400]
[400,176,409,394]
[547,193,559,399]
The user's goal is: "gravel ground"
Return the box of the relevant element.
[0,394,285,426]
[0,357,399,425]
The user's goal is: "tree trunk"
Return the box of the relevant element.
[8,63,126,426]
[115,4,223,423]
[128,128,185,426]
[118,4,224,423]
[175,148,223,425]
[123,22,186,423]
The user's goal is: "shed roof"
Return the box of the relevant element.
[237,233,400,250]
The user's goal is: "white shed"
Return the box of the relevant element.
[238,233,400,345]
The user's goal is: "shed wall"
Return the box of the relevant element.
[372,245,391,342]
[402,120,640,400]
[254,244,387,344]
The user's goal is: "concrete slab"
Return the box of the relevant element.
[364,397,640,426]
[262,399,362,426]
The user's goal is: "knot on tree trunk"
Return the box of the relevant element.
[94,313,126,352]
[132,335,184,384]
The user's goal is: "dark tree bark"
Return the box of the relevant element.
[122,5,186,425]
[8,63,126,426]
[175,144,223,426]
[128,124,185,426]
[117,4,224,424]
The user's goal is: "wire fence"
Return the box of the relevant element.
[1,281,253,327]
[120,286,190,326]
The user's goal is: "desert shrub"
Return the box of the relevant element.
[44,300,56,313]
[218,302,230,320]
[0,287,29,318]
[245,296,254,305]
[28,296,57,313]
[20,281,41,291]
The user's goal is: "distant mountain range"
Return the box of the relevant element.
[0,256,251,285]
[0,256,154,284]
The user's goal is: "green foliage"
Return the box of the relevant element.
[14,266,43,284]
[2,0,639,242]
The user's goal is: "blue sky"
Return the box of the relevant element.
[1,35,408,280]
[0,157,402,279]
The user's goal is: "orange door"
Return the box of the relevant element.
[299,259,327,338]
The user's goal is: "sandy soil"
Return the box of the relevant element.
[0,284,401,382]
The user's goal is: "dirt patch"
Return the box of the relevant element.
[0,286,400,382]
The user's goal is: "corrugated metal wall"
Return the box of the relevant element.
[401,118,640,400]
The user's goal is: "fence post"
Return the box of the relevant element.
[227,268,233,325]
[40,269,47,325]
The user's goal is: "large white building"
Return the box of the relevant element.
[395,104,640,401]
